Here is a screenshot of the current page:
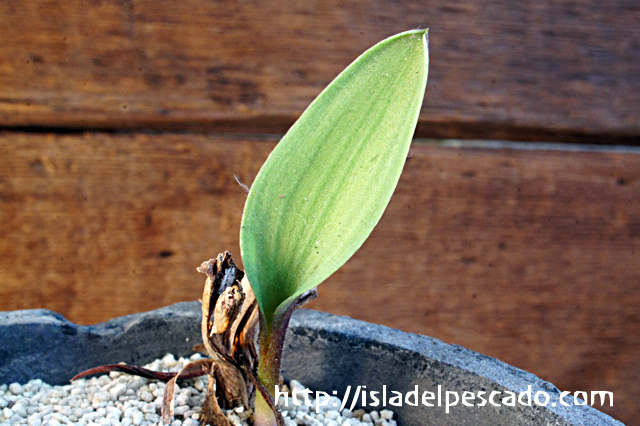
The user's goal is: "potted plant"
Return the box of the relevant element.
[0,303,623,425]
[0,30,624,426]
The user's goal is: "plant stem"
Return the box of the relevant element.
[253,317,282,426]
[253,291,317,426]
[253,392,277,426]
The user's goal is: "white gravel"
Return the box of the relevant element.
[0,354,396,426]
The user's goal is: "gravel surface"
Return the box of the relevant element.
[0,354,396,426]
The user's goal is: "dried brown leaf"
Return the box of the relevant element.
[71,364,207,382]
[202,372,231,426]
[213,361,249,409]
[161,359,215,425]
[212,285,245,335]
[196,252,260,421]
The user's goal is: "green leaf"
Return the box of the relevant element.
[240,30,429,327]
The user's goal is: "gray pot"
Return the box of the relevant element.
[0,302,623,426]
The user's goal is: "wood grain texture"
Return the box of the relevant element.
[0,0,639,142]
[0,132,638,423]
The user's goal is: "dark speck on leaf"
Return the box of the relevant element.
[159,251,174,258]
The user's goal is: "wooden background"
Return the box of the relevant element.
[0,1,638,424]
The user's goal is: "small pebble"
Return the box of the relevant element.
[192,379,204,392]
[176,393,190,406]
[109,383,127,397]
[139,390,154,403]
[3,407,14,419]
[380,409,394,420]
[140,402,156,414]
[174,405,190,416]
[9,383,24,396]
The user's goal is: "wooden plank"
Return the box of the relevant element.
[0,1,639,142]
[0,132,638,423]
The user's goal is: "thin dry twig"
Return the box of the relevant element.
[71,364,206,382]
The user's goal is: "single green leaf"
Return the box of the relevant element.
[240,30,429,327]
